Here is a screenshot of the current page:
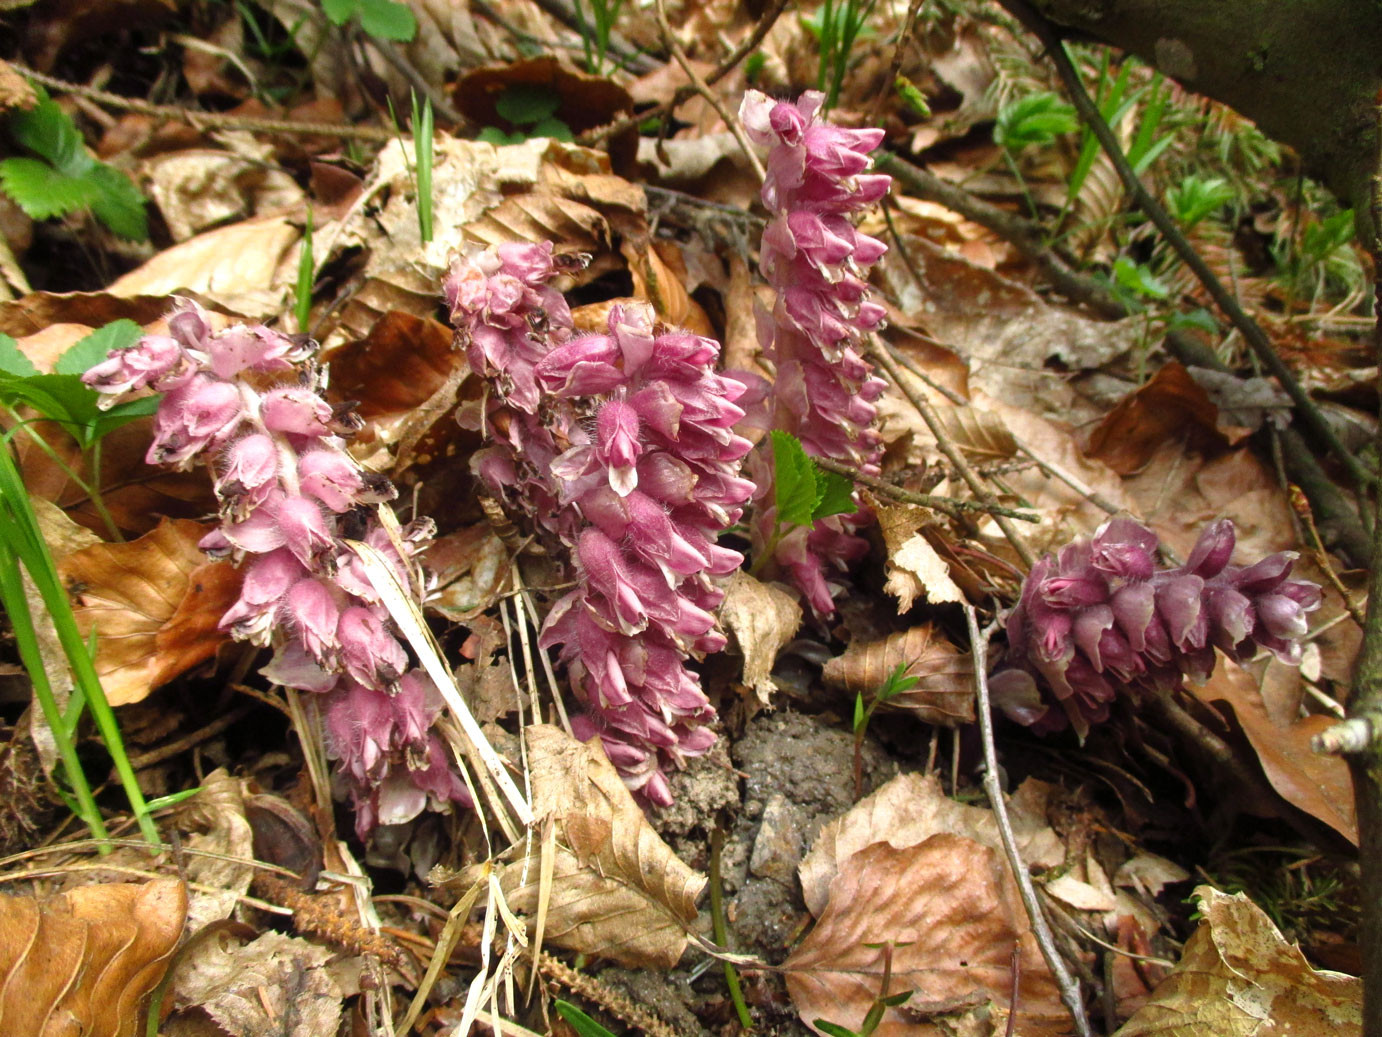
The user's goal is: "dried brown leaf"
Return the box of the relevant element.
[108,215,302,320]
[479,724,706,969]
[784,835,1069,1037]
[1186,657,1357,845]
[719,571,802,706]
[821,625,974,727]
[798,773,1064,919]
[933,404,1018,462]
[1114,886,1360,1036]
[169,931,343,1037]
[1087,362,1232,475]
[876,505,965,610]
[59,518,241,706]
[0,878,186,1037]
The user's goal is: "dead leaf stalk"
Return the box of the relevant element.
[998,0,1375,491]
[8,63,395,141]
[538,953,679,1037]
[869,341,1038,568]
[965,605,1093,1037]
[811,455,1037,522]
[652,0,765,183]
[355,33,465,127]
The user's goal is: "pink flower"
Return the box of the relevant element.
[337,606,408,690]
[83,333,192,400]
[147,374,244,467]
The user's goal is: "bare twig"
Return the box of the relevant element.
[360,34,465,126]
[997,0,1374,491]
[580,0,788,148]
[868,339,1037,568]
[8,62,395,141]
[651,0,764,183]
[812,455,1038,521]
[965,605,1093,1037]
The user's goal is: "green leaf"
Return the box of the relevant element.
[0,334,39,378]
[320,0,359,26]
[13,374,105,448]
[895,76,931,118]
[0,156,101,221]
[553,1001,620,1037]
[0,376,78,431]
[54,320,143,376]
[770,430,818,528]
[477,126,524,145]
[813,1021,861,1037]
[85,163,149,240]
[357,0,417,41]
[7,94,92,178]
[529,115,574,142]
[852,692,865,733]
[495,83,561,127]
[875,661,920,703]
[1112,256,1170,299]
[994,92,1078,149]
[1166,175,1234,229]
[811,466,856,522]
[1167,308,1219,335]
[90,393,161,443]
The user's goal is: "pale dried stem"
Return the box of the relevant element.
[651,0,765,183]
[965,605,1093,1037]
[869,339,1037,568]
[811,454,1037,522]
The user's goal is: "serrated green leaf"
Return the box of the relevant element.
[811,466,857,522]
[0,157,100,221]
[90,393,161,442]
[1112,256,1169,299]
[528,115,573,141]
[86,163,148,240]
[7,94,92,178]
[495,83,561,126]
[55,320,143,376]
[0,335,39,378]
[553,1001,620,1037]
[994,92,1078,149]
[320,0,359,26]
[357,0,417,41]
[770,429,819,528]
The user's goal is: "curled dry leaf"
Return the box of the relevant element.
[1185,657,1357,845]
[59,518,242,706]
[798,772,1063,918]
[0,878,186,1037]
[168,931,345,1037]
[784,835,1069,1037]
[426,521,512,622]
[821,624,975,726]
[1115,886,1360,1037]
[1087,362,1238,475]
[472,724,706,969]
[176,769,256,931]
[719,570,803,707]
[876,505,965,610]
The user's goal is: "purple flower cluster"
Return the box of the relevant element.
[85,302,468,836]
[446,246,755,804]
[739,90,891,616]
[990,518,1323,738]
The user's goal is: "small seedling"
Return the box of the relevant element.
[1166,174,1235,229]
[295,205,315,333]
[554,1001,620,1037]
[411,91,434,244]
[815,941,912,1036]
[993,90,1077,220]
[803,0,878,111]
[852,661,919,798]
[0,87,148,240]
[321,0,416,42]
[572,0,626,76]
[895,76,931,119]
[477,84,573,145]
[751,429,857,575]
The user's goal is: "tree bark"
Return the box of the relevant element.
[1026,0,1382,220]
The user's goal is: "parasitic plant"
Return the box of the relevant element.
[85,301,468,836]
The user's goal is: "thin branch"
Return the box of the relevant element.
[8,62,395,141]
[997,0,1374,490]
[812,455,1038,521]
[651,0,765,183]
[360,35,465,126]
[965,606,1093,1037]
[868,338,1037,568]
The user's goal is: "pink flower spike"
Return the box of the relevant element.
[297,449,385,512]
[277,495,334,566]
[337,606,408,689]
[596,399,642,495]
[285,578,341,663]
[217,433,278,508]
[261,386,334,437]
[208,325,306,379]
[147,374,244,467]
[83,334,191,401]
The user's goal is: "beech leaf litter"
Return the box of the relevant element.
[0,0,1373,1034]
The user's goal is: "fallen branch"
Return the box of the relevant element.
[812,455,1038,522]
[964,605,1093,1037]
